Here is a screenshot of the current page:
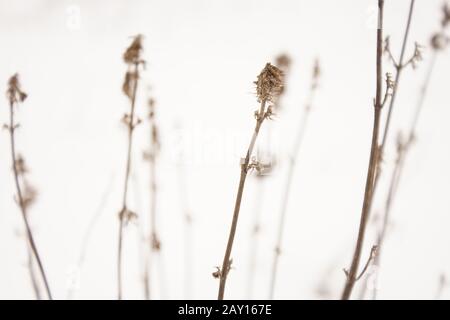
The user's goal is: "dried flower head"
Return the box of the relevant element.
[123,34,144,65]
[430,33,449,50]
[275,54,292,72]
[7,74,27,105]
[255,63,284,103]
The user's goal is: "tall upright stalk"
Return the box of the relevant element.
[368,0,417,213]
[369,3,449,299]
[217,63,283,300]
[269,59,320,299]
[143,98,161,300]
[5,74,53,300]
[117,35,144,300]
[341,0,385,300]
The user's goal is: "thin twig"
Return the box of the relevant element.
[118,35,144,299]
[143,98,161,300]
[6,75,53,299]
[370,0,416,211]
[371,49,440,300]
[341,0,385,300]
[217,63,283,300]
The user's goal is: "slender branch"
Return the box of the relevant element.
[379,0,415,152]
[369,0,416,208]
[143,98,161,300]
[118,60,140,300]
[27,244,42,300]
[8,101,53,300]
[217,63,283,300]
[218,100,267,300]
[355,245,378,281]
[341,0,384,300]
[269,59,320,299]
[370,49,439,300]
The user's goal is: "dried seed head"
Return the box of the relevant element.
[255,63,284,103]
[6,74,27,105]
[123,34,144,65]
[275,54,292,72]
[430,33,449,50]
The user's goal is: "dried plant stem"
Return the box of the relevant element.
[8,103,52,300]
[27,246,42,300]
[269,69,318,300]
[118,62,140,300]
[371,50,438,299]
[368,0,416,211]
[218,100,268,300]
[143,98,161,300]
[143,152,157,300]
[379,0,415,152]
[341,0,384,300]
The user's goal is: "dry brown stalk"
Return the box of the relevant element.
[143,97,161,300]
[268,58,320,299]
[117,35,144,300]
[368,0,417,210]
[217,63,283,300]
[365,3,450,299]
[341,0,385,300]
[5,74,53,300]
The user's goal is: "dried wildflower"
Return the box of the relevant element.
[255,63,284,103]
[430,33,449,50]
[275,54,291,72]
[7,74,27,105]
[123,34,144,65]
